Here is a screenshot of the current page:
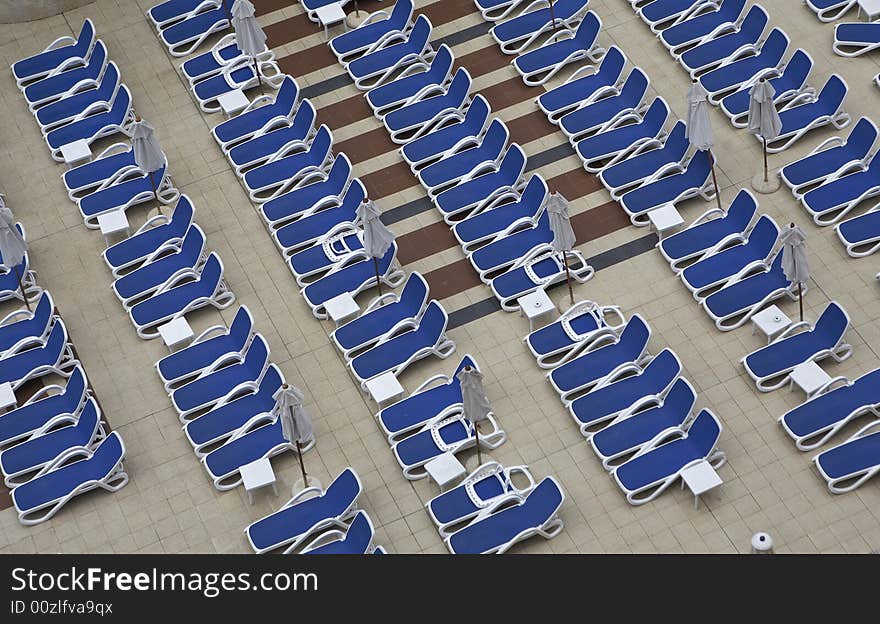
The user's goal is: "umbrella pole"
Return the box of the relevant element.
[763,136,769,183]
[549,0,557,33]
[148,171,161,216]
[13,264,29,312]
[562,251,574,305]
[222,0,231,23]
[708,150,722,212]
[373,256,383,297]
[475,422,482,465]
[355,0,360,16]
[253,57,264,95]
[295,440,308,485]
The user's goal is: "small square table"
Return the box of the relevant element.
[0,382,17,413]
[217,88,249,118]
[790,360,832,398]
[857,0,880,21]
[157,316,194,352]
[240,457,278,505]
[364,371,404,407]
[425,452,466,492]
[324,292,360,327]
[59,139,92,168]
[97,209,130,247]
[647,204,685,239]
[750,305,792,343]
[680,460,723,509]
[517,288,557,332]
[315,3,348,40]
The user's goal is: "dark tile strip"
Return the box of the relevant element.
[397,221,459,265]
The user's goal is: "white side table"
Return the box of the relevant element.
[364,371,404,406]
[0,382,17,413]
[517,288,557,332]
[240,457,278,505]
[425,452,466,492]
[315,3,348,40]
[750,305,792,343]
[60,139,92,169]
[789,360,832,398]
[324,292,360,327]
[647,204,684,239]
[97,209,130,247]
[680,460,723,509]
[158,316,194,352]
[217,88,249,118]
[857,0,880,20]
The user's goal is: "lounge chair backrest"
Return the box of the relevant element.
[464,96,491,134]
[747,215,780,253]
[196,253,223,296]
[342,180,367,212]
[290,99,316,135]
[84,40,107,79]
[97,62,120,100]
[642,97,670,130]
[426,45,454,84]
[815,74,847,113]
[228,306,255,349]
[73,396,100,438]
[408,15,432,50]
[62,366,89,413]
[719,0,748,22]
[864,149,880,173]
[327,153,353,187]
[740,5,769,37]
[84,431,125,481]
[498,144,527,179]
[170,195,195,235]
[259,365,285,399]
[684,149,712,180]
[41,319,68,360]
[325,467,362,503]
[556,0,589,17]
[416,301,448,343]
[273,76,300,116]
[244,334,269,370]
[179,224,206,261]
[620,68,649,103]
[598,46,626,81]
[483,119,510,151]
[390,0,414,28]
[400,272,429,313]
[521,174,549,211]
[575,11,602,44]
[306,124,333,162]
[454,354,480,377]
[642,348,681,387]
[619,314,651,352]
[727,189,758,232]
[663,377,698,415]
[110,85,132,121]
[447,67,473,103]
[761,28,789,60]
[684,409,722,455]
[343,511,374,551]
[848,117,879,156]
[30,290,54,330]
[520,476,564,519]
[815,302,849,341]
[74,19,96,58]
[780,49,813,89]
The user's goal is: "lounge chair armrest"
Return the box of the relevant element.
[93,142,131,161]
[560,62,598,84]
[0,308,34,327]
[132,212,172,235]
[283,484,324,508]
[411,373,452,395]
[227,411,275,443]
[773,320,813,341]
[363,291,400,313]
[808,135,846,156]
[33,445,93,478]
[845,419,880,441]
[689,205,726,228]
[191,322,231,345]
[22,382,67,405]
[779,91,815,111]
[360,9,391,27]
[505,465,537,493]
[152,268,200,295]
[43,34,77,52]
[242,93,274,113]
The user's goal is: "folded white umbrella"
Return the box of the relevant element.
[456,366,492,464]
[131,118,166,214]
[779,223,809,321]
[0,206,30,310]
[356,199,395,296]
[273,383,314,483]
[546,192,576,304]
[232,0,267,92]
[748,79,783,187]
[685,80,721,211]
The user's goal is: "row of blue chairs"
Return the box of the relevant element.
[150,0,233,57]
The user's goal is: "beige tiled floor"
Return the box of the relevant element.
[0,0,878,554]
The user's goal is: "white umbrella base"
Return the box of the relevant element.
[346,12,368,29]
[292,475,322,497]
[751,172,780,194]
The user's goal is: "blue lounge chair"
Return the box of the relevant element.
[34,61,121,134]
[639,0,710,33]
[212,76,300,149]
[301,244,406,319]
[526,299,626,369]
[476,0,530,22]
[260,154,353,227]
[801,151,880,226]
[330,0,415,63]
[426,462,537,537]
[600,120,690,198]
[619,149,714,225]
[548,314,652,401]
[699,28,788,104]
[435,145,528,224]
[537,45,627,122]
[659,188,758,271]
[591,378,698,470]
[833,22,880,57]
[12,19,96,88]
[62,143,136,200]
[780,117,877,198]
[78,165,177,229]
[244,467,362,553]
[453,174,547,252]
[575,97,670,173]
[0,291,55,357]
[23,40,107,110]
[349,301,456,389]
[300,511,377,555]
[835,206,880,257]
[491,247,594,312]
[469,210,552,278]
[365,45,455,119]
[720,49,813,128]
[46,85,134,161]
[1,397,101,487]
[702,251,797,330]
[806,0,857,22]
[288,230,365,286]
[513,11,604,86]
[401,95,492,172]
[183,364,283,456]
[181,32,272,85]
[0,320,77,390]
[345,15,433,91]
[418,119,510,196]
[743,301,851,392]
[243,125,334,203]
[679,214,778,299]
[559,68,650,143]
[763,74,850,153]
[103,194,195,276]
[491,0,591,55]
[228,100,317,174]
[569,349,683,436]
[157,305,254,389]
[11,431,127,526]
[377,355,478,443]
[678,5,768,77]
[384,68,472,145]
[659,0,747,55]
[128,253,236,339]
[780,368,880,451]
[813,421,880,493]
[332,271,429,358]
[192,58,284,114]
[148,0,219,29]
[170,334,269,420]
[444,476,565,554]
[0,255,41,308]
[612,409,725,505]
[392,412,506,480]
[273,179,366,253]
[159,2,230,57]
[0,365,87,450]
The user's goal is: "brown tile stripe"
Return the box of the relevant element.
[253,0,297,17]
